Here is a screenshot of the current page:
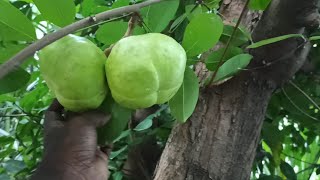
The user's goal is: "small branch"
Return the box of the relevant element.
[0,0,162,79]
[123,13,141,38]
[104,45,114,57]
[281,152,316,165]
[289,80,320,110]
[281,87,319,121]
[297,164,318,174]
[0,114,31,118]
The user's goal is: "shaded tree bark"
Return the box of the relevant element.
[154,0,319,179]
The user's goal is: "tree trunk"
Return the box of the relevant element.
[154,0,319,179]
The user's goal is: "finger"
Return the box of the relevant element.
[44,99,65,134]
[67,110,111,128]
[88,149,110,180]
[96,148,109,162]
[47,99,64,113]
[100,144,113,157]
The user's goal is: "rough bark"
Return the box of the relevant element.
[153,0,319,179]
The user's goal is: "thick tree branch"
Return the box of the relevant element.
[154,0,320,179]
[0,0,162,79]
[249,0,320,86]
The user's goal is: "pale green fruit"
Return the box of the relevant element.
[106,33,187,109]
[39,35,108,112]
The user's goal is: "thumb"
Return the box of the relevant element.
[88,148,111,180]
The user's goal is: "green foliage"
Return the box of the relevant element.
[249,0,272,10]
[0,1,35,41]
[220,25,250,46]
[247,34,305,49]
[98,97,132,144]
[280,161,297,180]
[96,21,145,45]
[0,44,27,63]
[140,0,180,33]
[0,68,30,95]
[182,13,223,57]
[33,0,75,27]
[169,67,199,122]
[212,54,252,84]
[205,46,243,71]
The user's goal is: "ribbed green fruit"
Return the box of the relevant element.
[39,35,108,112]
[106,33,187,109]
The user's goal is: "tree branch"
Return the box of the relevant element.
[0,0,162,79]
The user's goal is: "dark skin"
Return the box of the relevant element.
[31,99,111,180]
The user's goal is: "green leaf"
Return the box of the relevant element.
[96,21,144,45]
[205,46,243,71]
[141,0,179,33]
[280,161,297,180]
[247,34,305,49]
[113,129,131,143]
[112,171,124,180]
[213,54,252,83]
[98,100,132,144]
[0,43,27,63]
[249,0,272,10]
[134,117,153,131]
[19,83,49,111]
[204,0,221,9]
[0,1,35,41]
[96,21,127,45]
[185,5,203,20]
[169,67,199,123]
[309,36,320,41]
[110,145,128,159]
[0,67,30,94]
[258,175,282,180]
[80,0,96,17]
[169,13,187,33]
[33,0,75,27]
[0,94,16,103]
[0,136,14,146]
[112,0,130,8]
[262,122,284,167]
[182,13,223,57]
[220,25,249,46]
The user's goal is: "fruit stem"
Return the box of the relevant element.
[104,13,141,57]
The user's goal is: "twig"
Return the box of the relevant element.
[289,80,320,110]
[0,0,162,79]
[241,41,308,71]
[75,13,134,34]
[208,0,250,86]
[281,87,319,121]
[123,13,141,38]
[281,152,316,165]
[297,164,318,174]
[0,114,32,118]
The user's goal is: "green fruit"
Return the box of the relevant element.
[39,35,108,112]
[106,33,187,109]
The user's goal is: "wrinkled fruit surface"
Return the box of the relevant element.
[39,35,108,112]
[106,33,187,109]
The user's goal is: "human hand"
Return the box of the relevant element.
[31,99,111,180]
